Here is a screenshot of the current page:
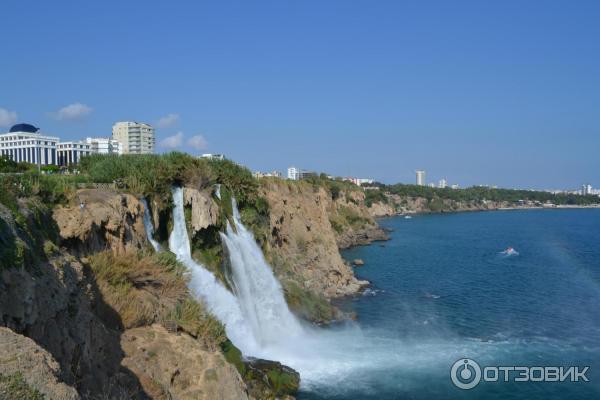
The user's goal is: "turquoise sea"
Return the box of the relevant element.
[298,209,600,400]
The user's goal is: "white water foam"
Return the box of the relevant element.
[141,198,162,252]
[168,187,260,354]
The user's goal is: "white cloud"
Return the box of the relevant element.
[52,102,93,121]
[156,113,180,129]
[187,135,208,151]
[160,132,184,149]
[0,108,18,127]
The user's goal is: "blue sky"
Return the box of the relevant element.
[1,1,599,189]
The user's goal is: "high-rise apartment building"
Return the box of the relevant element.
[287,167,299,180]
[416,170,426,186]
[112,122,155,154]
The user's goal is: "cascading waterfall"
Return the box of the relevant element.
[141,198,162,252]
[168,186,260,354]
[167,186,424,394]
[220,199,304,346]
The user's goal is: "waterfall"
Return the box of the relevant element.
[141,198,162,252]
[168,187,260,354]
[220,199,304,345]
[168,186,406,392]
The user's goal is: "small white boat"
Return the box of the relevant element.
[404,215,412,219]
[501,247,519,256]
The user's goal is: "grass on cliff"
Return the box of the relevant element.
[329,205,369,234]
[0,373,45,400]
[88,251,226,347]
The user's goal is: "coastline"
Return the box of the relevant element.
[371,203,600,219]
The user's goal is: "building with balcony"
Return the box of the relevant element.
[86,137,122,154]
[112,121,155,154]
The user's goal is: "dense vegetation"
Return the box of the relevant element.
[373,183,599,206]
[88,251,227,346]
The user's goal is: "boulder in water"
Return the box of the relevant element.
[353,258,365,266]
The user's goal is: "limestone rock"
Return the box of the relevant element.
[353,259,365,266]
[260,181,371,298]
[0,327,79,400]
[183,187,219,235]
[53,189,147,255]
[121,325,249,400]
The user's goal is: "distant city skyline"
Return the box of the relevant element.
[1,1,599,189]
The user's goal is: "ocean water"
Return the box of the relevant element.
[298,209,600,400]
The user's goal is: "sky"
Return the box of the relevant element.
[1,0,599,189]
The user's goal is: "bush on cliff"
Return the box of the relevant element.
[88,251,226,347]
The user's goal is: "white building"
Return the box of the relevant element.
[254,170,282,179]
[0,124,58,166]
[287,167,299,180]
[438,178,447,189]
[112,122,155,154]
[582,184,593,195]
[344,177,375,186]
[416,170,426,186]
[287,167,316,180]
[57,141,93,166]
[200,153,225,161]
[86,137,122,155]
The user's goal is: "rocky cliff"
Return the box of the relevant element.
[367,193,515,217]
[259,180,368,300]
[257,180,387,321]
[0,191,297,400]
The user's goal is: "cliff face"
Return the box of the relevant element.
[367,193,514,217]
[328,190,388,249]
[259,181,368,300]
[53,189,148,255]
[0,194,267,400]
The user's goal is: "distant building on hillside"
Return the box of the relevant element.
[438,178,447,189]
[287,166,316,180]
[112,122,155,154]
[416,170,426,186]
[344,177,375,186]
[0,123,58,166]
[582,184,593,195]
[57,141,93,166]
[200,153,225,161]
[287,167,299,180]
[86,137,122,155]
[254,170,282,179]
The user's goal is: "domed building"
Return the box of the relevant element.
[0,123,59,166]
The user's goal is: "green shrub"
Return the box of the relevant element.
[0,373,45,400]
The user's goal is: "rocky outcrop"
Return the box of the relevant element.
[367,201,397,217]
[368,194,515,216]
[121,325,249,400]
[260,180,370,299]
[327,190,388,249]
[0,327,79,400]
[183,188,220,235]
[53,189,148,255]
